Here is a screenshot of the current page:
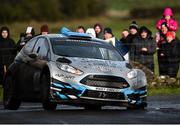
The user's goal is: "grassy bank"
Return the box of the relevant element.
[148,87,180,96]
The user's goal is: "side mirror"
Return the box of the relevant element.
[28,53,38,59]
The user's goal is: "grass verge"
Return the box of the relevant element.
[148,87,180,96]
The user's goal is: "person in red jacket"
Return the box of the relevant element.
[156,7,178,32]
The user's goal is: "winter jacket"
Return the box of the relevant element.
[131,36,156,70]
[96,31,104,39]
[129,26,156,70]
[0,26,17,85]
[156,18,178,32]
[0,27,16,66]
[0,38,16,65]
[125,33,139,52]
[158,38,180,77]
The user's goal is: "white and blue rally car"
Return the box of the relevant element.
[3,28,147,110]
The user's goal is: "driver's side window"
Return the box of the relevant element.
[32,38,49,60]
[22,38,37,55]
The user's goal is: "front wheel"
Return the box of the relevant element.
[3,75,21,110]
[41,74,57,110]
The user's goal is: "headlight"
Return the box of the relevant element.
[57,63,83,75]
[127,70,137,79]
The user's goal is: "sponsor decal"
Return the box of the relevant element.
[95,87,120,92]
[55,74,75,80]
[97,65,112,72]
[79,58,124,72]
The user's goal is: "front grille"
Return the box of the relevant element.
[80,75,129,89]
[82,90,125,100]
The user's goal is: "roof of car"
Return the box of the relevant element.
[39,33,108,45]
[37,27,110,46]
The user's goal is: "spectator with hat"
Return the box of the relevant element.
[127,21,139,45]
[158,31,180,77]
[126,21,139,61]
[40,24,49,35]
[103,27,129,60]
[156,7,178,32]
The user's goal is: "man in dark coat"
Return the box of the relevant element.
[0,26,16,85]
[158,31,180,77]
[126,21,139,60]
[131,26,156,71]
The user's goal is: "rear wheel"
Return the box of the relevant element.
[41,74,57,110]
[3,75,21,110]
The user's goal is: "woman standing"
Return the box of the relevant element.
[0,26,16,85]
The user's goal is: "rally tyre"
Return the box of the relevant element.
[41,74,57,110]
[84,105,101,110]
[3,75,21,110]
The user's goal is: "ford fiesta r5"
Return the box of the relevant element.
[3,28,147,110]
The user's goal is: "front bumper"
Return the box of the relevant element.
[50,78,147,107]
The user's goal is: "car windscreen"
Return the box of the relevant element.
[50,39,124,61]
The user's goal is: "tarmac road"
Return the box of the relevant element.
[0,95,180,124]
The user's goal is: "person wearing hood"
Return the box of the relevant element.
[0,26,16,85]
[131,26,156,71]
[17,26,35,51]
[103,27,129,60]
[94,23,104,39]
[156,7,178,32]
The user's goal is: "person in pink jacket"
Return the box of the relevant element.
[156,7,178,32]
